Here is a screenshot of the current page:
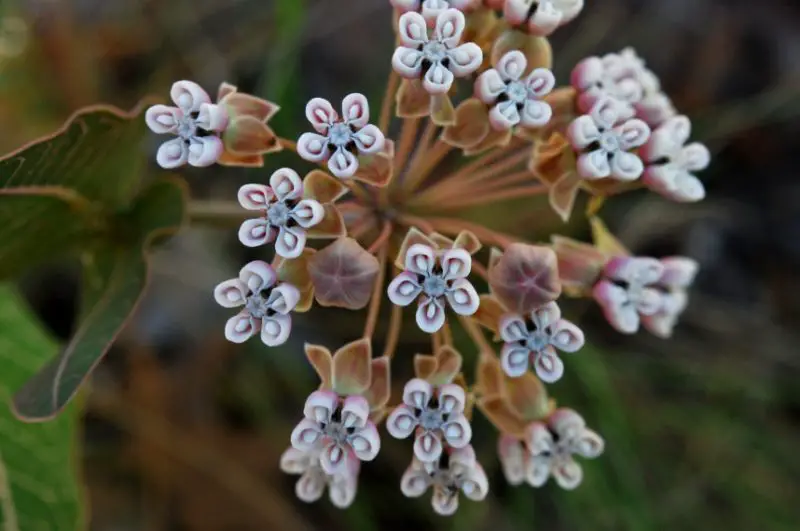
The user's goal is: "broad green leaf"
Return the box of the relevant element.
[0,102,155,208]
[0,285,84,529]
[12,178,186,421]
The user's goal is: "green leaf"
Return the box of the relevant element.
[0,102,155,208]
[0,285,84,529]
[11,178,187,421]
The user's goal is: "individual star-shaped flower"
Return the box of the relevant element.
[387,243,480,333]
[525,408,604,490]
[290,390,381,475]
[641,115,710,203]
[400,446,489,516]
[213,261,300,346]
[503,0,584,36]
[386,378,472,462]
[570,53,644,120]
[237,168,324,258]
[567,98,651,181]
[392,8,483,95]
[297,93,385,179]
[498,301,584,382]
[475,50,555,131]
[280,446,360,508]
[641,257,699,338]
[592,256,665,334]
[145,80,229,168]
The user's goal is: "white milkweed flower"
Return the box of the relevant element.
[386,378,472,462]
[503,0,584,37]
[391,0,482,22]
[280,446,360,508]
[400,446,489,515]
[145,80,229,169]
[290,390,381,475]
[387,243,480,333]
[641,116,710,203]
[497,435,528,486]
[525,408,604,490]
[237,168,324,258]
[593,256,665,334]
[499,301,585,382]
[642,257,699,338]
[297,93,385,179]
[213,261,300,346]
[571,53,644,120]
[392,9,483,95]
[567,98,651,181]
[475,50,555,131]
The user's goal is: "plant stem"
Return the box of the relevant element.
[458,314,494,355]
[188,200,248,228]
[363,243,389,340]
[424,216,520,249]
[382,303,403,359]
[379,70,400,133]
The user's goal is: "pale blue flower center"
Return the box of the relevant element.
[423,41,448,63]
[267,202,292,227]
[524,332,549,352]
[419,408,444,431]
[328,123,353,148]
[599,131,620,153]
[423,275,447,298]
[245,292,271,319]
[176,116,199,140]
[505,81,529,104]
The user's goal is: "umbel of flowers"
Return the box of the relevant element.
[145,0,708,514]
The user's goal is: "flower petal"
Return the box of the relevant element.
[577,149,611,179]
[155,138,189,169]
[341,395,370,429]
[290,418,323,451]
[413,431,443,462]
[460,464,489,501]
[295,469,326,503]
[448,42,483,77]
[387,404,419,439]
[303,389,338,423]
[593,280,640,334]
[417,296,447,333]
[275,226,307,259]
[496,50,527,81]
[566,115,601,150]
[267,283,301,314]
[438,383,466,414]
[527,2,563,36]
[145,105,181,134]
[571,56,603,93]
[617,119,651,150]
[498,435,527,485]
[320,443,348,475]
[328,473,358,509]
[533,346,564,383]
[352,124,385,155]
[392,46,425,79]
[349,422,381,461]
[341,93,370,129]
[170,80,211,112]
[501,344,531,377]
[260,313,292,346]
[213,279,247,308]
[572,428,605,459]
[499,314,528,343]
[269,167,304,201]
[327,148,360,179]
[238,218,276,248]
[237,183,274,210]
[398,11,429,46]
[446,278,480,316]
[474,69,506,104]
[305,97,337,134]
[195,102,229,132]
[489,101,521,131]
[525,421,555,456]
[525,455,552,487]
[550,319,585,352]
[187,136,224,167]
[590,97,620,130]
[520,99,553,128]
[549,407,586,440]
[431,486,459,516]
[224,312,257,343]
[297,132,329,163]
[401,462,431,498]
[280,446,313,474]
[291,199,325,229]
[552,457,583,490]
[531,301,562,329]
[239,260,277,293]
[403,378,434,409]
[423,62,455,95]
[442,414,472,448]
[434,8,465,48]
[441,247,472,280]
[387,272,423,306]
[610,150,645,181]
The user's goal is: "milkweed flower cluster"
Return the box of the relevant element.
[145,0,709,514]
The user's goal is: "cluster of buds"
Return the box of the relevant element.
[145,0,707,514]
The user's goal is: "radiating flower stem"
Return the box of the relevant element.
[379,70,401,133]
[458,314,493,355]
[363,243,389,340]
[188,200,249,228]
[424,216,520,249]
[366,220,393,255]
[441,321,453,347]
[382,302,403,360]
[393,117,422,182]
[428,184,548,211]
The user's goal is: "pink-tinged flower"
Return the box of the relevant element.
[290,390,381,475]
[499,301,584,382]
[400,446,489,516]
[392,9,483,95]
[475,50,555,131]
[504,0,584,36]
[570,54,644,120]
[567,98,651,181]
[634,68,677,127]
[525,408,604,490]
[386,378,472,462]
[641,116,710,203]
[237,168,324,258]
[280,447,360,508]
[592,256,665,334]
[642,257,699,338]
[213,261,300,346]
[387,243,480,333]
[145,80,229,169]
[297,94,385,179]
[391,0,481,21]
[497,435,527,486]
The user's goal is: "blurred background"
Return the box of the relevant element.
[2,0,800,529]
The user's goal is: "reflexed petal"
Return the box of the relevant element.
[187,136,224,167]
[498,435,527,486]
[566,115,601,149]
[303,389,338,423]
[617,119,651,150]
[528,2,563,36]
[267,283,301,314]
[531,301,562,329]
[291,199,325,229]
[423,62,455,95]
[392,47,425,78]
[145,105,181,134]
[213,279,247,308]
[441,247,472,280]
[603,256,664,285]
[526,68,556,97]
[387,272,424,306]
[682,142,711,172]
[417,297,447,333]
[446,278,480,316]
[460,464,489,501]
[660,257,699,288]
[329,474,358,509]
[349,422,381,461]
[501,343,531,377]
[552,457,583,490]
[327,148,360,179]
[305,97,337,133]
[438,384,466,414]
[290,418,323,451]
[570,56,603,93]
[533,346,564,383]
[239,260,277,293]
[496,50,527,81]
[260,313,292,346]
[572,428,605,458]
[341,395,370,429]
[474,69,506,104]
[499,314,528,343]
[549,407,586,440]
[238,218,276,248]
[432,486,459,516]
[280,446,313,474]
[401,463,431,498]
[593,280,640,334]
[403,378,434,409]
[297,132,330,162]
[503,0,530,25]
[269,167,304,201]
[590,97,619,130]
[275,226,307,259]
[577,149,612,179]
[525,454,551,487]
[489,101,521,130]
[421,0,449,24]
[195,102,229,132]
[413,431,443,462]
[525,421,555,456]
[341,93,370,129]
[550,319,585,352]
[386,404,419,439]
[170,80,211,112]
[448,42,483,77]
[405,243,437,275]
[237,183,274,210]
[156,138,189,169]
[398,11,429,46]
[442,415,472,448]
[520,99,552,128]
[560,0,585,21]
[295,469,326,503]
[224,312,257,343]
[636,287,664,316]
[610,150,645,181]
[434,8,466,48]
[321,443,348,475]
[352,124,385,154]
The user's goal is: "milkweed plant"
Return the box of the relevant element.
[145,0,708,515]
